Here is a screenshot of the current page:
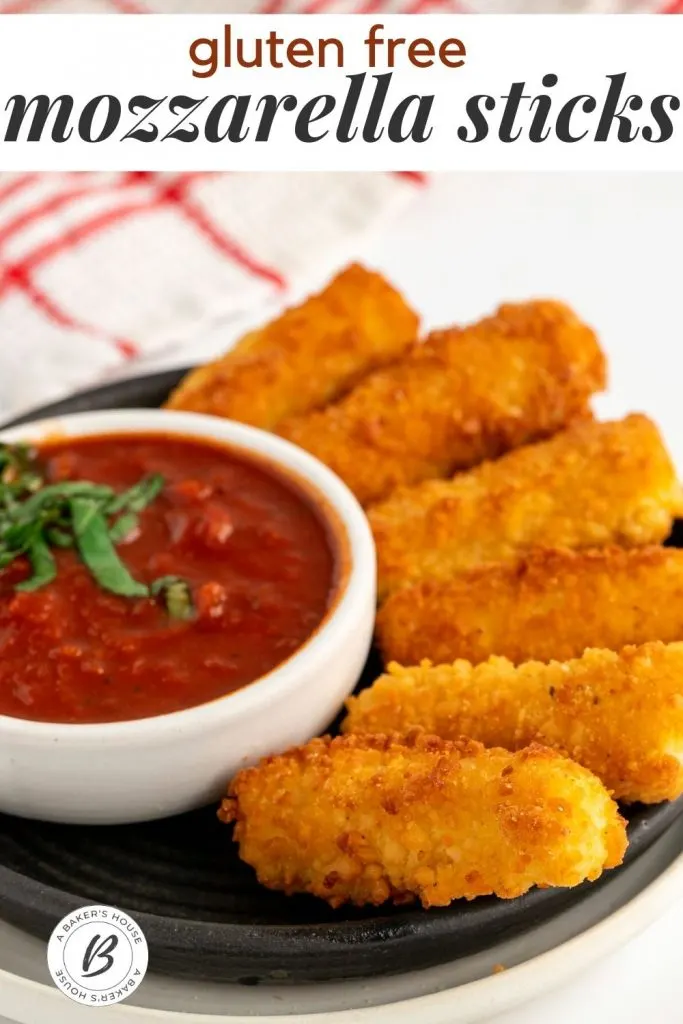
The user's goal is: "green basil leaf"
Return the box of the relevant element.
[15,532,57,592]
[20,482,115,518]
[109,512,139,545]
[107,474,164,516]
[46,527,73,549]
[151,575,194,620]
[69,497,149,598]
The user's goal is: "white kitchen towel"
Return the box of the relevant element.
[0,170,421,419]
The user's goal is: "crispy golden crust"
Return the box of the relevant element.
[376,547,683,668]
[370,415,683,600]
[220,731,626,908]
[165,264,418,428]
[343,643,683,803]
[277,300,606,506]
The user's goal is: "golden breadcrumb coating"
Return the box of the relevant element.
[376,547,683,668]
[343,642,683,803]
[165,264,418,428]
[370,415,683,600]
[219,732,626,908]
[277,300,606,505]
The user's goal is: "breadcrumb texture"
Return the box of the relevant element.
[376,547,683,668]
[278,300,606,506]
[165,263,418,428]
[344,643,683,803]
[370,415,683,600]
[219,732,626,908]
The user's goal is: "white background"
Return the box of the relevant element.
[3,15,683,170]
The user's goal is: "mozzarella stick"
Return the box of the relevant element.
[376,547,683,668]
[166,264,418,428]
[344,643,683,803]
[278,301,606,506]
[370,415,683,600]
[219,732,626,908]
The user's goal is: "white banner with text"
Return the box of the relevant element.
[1,14,682,170]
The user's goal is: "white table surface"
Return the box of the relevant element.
[361,171,683,1024]
[3,172,683,1022]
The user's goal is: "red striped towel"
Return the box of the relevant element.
[0,170,422,418]
[0,0,667,16]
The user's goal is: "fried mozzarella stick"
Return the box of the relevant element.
[278,301,606,506]
[219,732,626,908]
[166,264,418,428]
[370,415,683,600]
[344,643,683,803]
[376,547,683,667]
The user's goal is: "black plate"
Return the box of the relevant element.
[0,369,682,985]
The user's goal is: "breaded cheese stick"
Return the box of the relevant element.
[343,643,683,803]
[370,415,683,600]
[376,547,683,668]
[278,300,606,505]
[219,732,626,908]
[166,263,418,428]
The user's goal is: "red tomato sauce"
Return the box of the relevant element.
[0,433,337,724]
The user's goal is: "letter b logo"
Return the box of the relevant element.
[47,905,148,1006]
[82,933,119,979]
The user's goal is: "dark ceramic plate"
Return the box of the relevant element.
[0,369,682,985]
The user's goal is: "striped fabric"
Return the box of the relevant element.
[0,0,465,13]
[0,170,422,418]
[0,0,667,14]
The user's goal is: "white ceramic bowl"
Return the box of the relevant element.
[0,409,376,825]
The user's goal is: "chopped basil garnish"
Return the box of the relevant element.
[45,526,74,549]
[69,497,150,598]
[0,444,192,618]
[108,511,139,545]
[15,533,57,592]
[106,473,164,516]
[0,442,43,493]
[151,575,195,620]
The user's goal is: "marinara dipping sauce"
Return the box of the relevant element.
[0,433,337,724]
